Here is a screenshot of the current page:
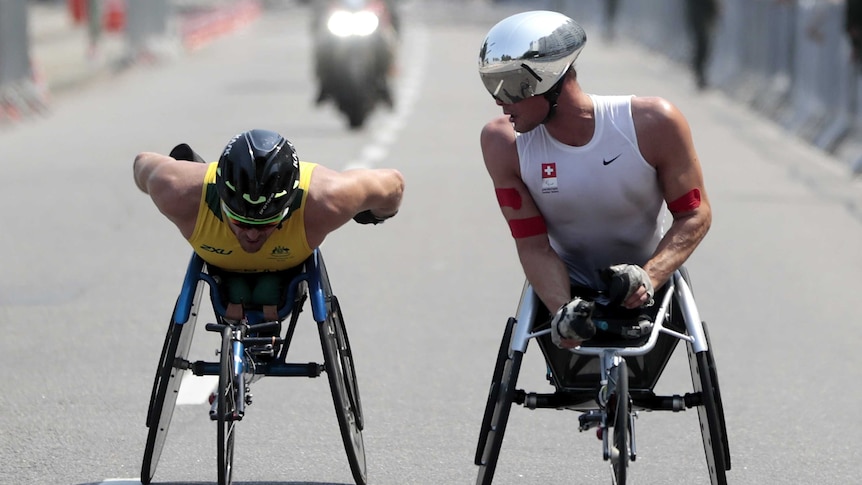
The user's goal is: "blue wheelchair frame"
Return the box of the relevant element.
[174,249,327,326]
[141,248,367,485]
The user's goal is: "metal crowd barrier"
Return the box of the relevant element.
[554,0,861,173]
[0,0,171,122]
[0,0,44,121]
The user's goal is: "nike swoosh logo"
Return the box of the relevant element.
[603,154,622,166]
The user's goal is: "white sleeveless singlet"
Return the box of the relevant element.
[516,94,667,289]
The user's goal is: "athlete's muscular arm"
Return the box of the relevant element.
[481,116,572,315]
[133,151,207,239]
[303,165,404,246]
[632,97,712,302]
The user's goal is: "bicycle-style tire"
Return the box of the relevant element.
[475,317,516,466]
[141,306,196,484]
[217,325,237,485]
[317,256,367,485]
[611,359,629,485]
[687,321,729,485]
[475,325,523,485]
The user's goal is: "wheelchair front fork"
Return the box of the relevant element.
[575,358,638,464]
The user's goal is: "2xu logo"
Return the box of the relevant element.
[200,244,233,255]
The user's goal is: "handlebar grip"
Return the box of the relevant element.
[246,320,280,334]
[205,323,226,333]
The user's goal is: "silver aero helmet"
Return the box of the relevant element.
[478,11,586,105]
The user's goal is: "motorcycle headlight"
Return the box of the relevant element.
[326,10,379,37]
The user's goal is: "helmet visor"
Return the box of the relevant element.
[480,63,543,104]
[221,201,287,227]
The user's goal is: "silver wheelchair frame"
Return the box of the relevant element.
[474,269,731,485]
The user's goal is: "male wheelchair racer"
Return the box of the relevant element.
[474,268,731,485]
[141,249,366,485]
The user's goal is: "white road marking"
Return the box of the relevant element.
[344,25,428,170]
[176,373,218,405]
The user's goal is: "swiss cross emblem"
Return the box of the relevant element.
[541,162,558,193]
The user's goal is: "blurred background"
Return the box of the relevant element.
[3,0,861,169]
[1,1,861,484]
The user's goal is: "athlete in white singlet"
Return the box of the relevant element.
[517,95,666,290]
[478,12,712,348]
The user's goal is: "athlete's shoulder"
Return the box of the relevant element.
[481,116,517,150]
[631,96,681,121]
[631,96,689,135]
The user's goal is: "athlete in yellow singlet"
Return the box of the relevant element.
[133,129,404,321]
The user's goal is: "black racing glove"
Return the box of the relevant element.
[600,264,655,307]
[353,209,397,225]
[169,143,206,163]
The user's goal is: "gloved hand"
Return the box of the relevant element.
[353,209,397,225]
[169,143,206,163]
[601,264,654,307]
[550,297,596,348]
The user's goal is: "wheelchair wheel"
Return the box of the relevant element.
[141,305,197,484]
[476,320,523,485]
[474,317,515,466]
[611,359,629,485]
[317,257,367,485]
[216,326,237,485]
[687,321,730,485]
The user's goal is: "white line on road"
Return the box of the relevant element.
[176,373,218,405]
[344,25,428,170]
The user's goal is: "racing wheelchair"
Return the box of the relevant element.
[474,269,730,485]
[140,249,366,485]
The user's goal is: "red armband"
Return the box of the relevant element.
[668,188,701,214]
[508,216,547,238]
[495,188,522,210]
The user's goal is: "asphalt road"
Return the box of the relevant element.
[1,1,862,484]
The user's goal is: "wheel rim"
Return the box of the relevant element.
[142,317,195,484]
[324,316,367,484]
[690,348,728,485]
[476,346,523,485]
[476,318,515,466]
[317,255,366,484]
[333,297,364,430]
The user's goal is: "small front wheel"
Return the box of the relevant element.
[611,359,629,485]
[216,326,237,485]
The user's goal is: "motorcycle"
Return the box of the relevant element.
[312,0,397,129]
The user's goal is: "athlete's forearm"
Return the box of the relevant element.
[644,207,711,288]
[516,238,572,312]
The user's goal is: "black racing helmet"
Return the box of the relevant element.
[216,129,301,225]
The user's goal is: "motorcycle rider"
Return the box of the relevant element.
[311,0,399,107]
